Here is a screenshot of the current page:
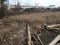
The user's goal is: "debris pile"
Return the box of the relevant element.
[0,20,60,45]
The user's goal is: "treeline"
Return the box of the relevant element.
[9,7,60,14]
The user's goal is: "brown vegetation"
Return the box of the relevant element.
[0,11,60,45]
[5,11,60,24]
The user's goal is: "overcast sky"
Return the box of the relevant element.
[8,0,60,7]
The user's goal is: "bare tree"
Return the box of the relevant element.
[0,0,7,19]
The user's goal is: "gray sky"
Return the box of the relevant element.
[8,0,60,7]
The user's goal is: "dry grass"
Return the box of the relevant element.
[0,11,60,45]
[4,11,60,24]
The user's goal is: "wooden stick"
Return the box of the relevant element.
[38,35,44,45]
[27,24,31,45]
